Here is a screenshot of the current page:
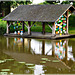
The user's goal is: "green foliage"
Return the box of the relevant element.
[25,22,52,32]
[61,1,70,4]
[39,1,51,5]
[0,19,6,35]
[11,1,32,8]
[0,1,32,9]
[69,15,75,27]
[39,1,59,5]
[73,2,75,7]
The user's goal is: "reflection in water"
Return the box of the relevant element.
[6,37,75,62]
[11,38,75,61]
[0,36,75,74]
[55,40,66,60]
[34,65,44,75]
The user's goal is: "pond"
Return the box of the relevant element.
[0,36,75,74]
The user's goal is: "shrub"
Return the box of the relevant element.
[0,19,6,35]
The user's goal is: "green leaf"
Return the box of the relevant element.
[0,60,6,63]
[5,59,14,61]
[40,61,46,64]
[1,69,10,72]
[18,62,26,64]
[52,60,60,62]
[28,67,35,69]
[41,58,48,61]
[25,63,34,66]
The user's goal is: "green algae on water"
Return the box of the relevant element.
[52,60,60,63]
[1,69,10,72]
[5,59,14,61]
[40,61,46,64]
[25,63,34,66]
[18,62,26,64]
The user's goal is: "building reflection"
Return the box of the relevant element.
[6,37,75,67]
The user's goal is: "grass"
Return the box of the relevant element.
[69,27,75,34]
[0,15,75,35]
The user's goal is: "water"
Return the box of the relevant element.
[0,36,75,74]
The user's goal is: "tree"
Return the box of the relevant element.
[39,1,60,5]
[11,1,32,8]
[73,1,75,7]
[0,1,32,17]
[61,1,70,4]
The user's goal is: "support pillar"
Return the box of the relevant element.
[22,21,25,33]
[66,10,69,34]
[6,21,9,34]
[42,22,45,35]
[28,21,31,35]
[52,22,55,35]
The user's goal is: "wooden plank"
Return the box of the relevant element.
[42,22,45,35]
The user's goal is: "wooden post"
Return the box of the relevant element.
[42,22,45,35]
[52,22,55,35]
[66,10,69,34]
[28,21,31,35]
[6,21,9,34]
[22,21,24,33]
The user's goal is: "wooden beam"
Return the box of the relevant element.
[42,22,45,35]
[24,22,28,28]
[6,21,9,34]
[22,21,24,33]
[66,10,69,34]
[30,22,35,27]
[64,14,67,18]
[28,21,31,35]
[47,24,52,30]
[52,22,55,35]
